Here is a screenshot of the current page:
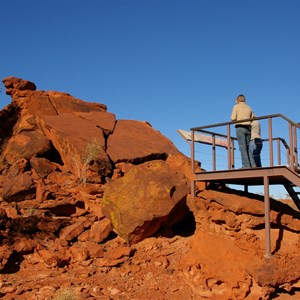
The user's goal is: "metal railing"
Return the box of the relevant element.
[190,114,300,173]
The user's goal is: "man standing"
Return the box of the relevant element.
[231,94,255,168]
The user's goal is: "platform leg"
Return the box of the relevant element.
[264,175,271,258]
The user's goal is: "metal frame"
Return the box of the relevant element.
[187,114,300,258]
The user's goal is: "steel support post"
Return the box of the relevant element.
[264,175,271,258]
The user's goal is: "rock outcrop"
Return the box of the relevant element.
[0,76,193,269]
[0,76,299,300]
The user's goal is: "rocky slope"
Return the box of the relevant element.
[0,77,299,300]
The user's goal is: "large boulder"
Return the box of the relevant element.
[2,130,52,164]
[36,113,112,180]
[106,120,180,164]
[101,159,191,244]
[2,76,36,95]
[3,173,36,202]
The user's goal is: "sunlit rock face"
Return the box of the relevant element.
[0,76,299,300]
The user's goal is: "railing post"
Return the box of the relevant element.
[264,175,271,258]
[277,139,281,165]
[212,135,216,171]
[191,130,195,197]
[293,125,298,166]
[288,123,294,169]
[227,124,231,169]
[268,117,274,167]
[231,139,235,169]
[191,180,195,197]
[191,130,195,174]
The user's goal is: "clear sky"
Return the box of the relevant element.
[1,0,300,196]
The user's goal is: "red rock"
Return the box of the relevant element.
[101,160,191,244]
[3,173,36,202]
[106,120,180,163]
[35,179,49,202]
[47,90,107,114]
[0,244,13,271]
[166,153,206,190]
[37,249,62,268]
[69,244,90,262]
[103,246,132,260]
[89,218,112,243]
[77,230,90,242]
[13,237,37,253]
[83,198,105,219]
[30,157,56,179]
[2,76,36,95]
[36,113,111,179]
[84,241,105,258]
[184,190,300,299]
[2,131,51,164]
[0,202,18,218]
[59,221,85,242]
[75,111,116,133]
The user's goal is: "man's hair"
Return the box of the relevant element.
[237,94,246,102]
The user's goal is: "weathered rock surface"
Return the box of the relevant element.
[106,119,180,163]
[0,76,299,300]
[101,159,191,244]
[184,188,300,299]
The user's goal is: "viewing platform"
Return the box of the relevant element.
[179,114,300,257]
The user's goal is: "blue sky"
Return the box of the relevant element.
[1,0,300,195]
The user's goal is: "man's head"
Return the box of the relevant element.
[236,94,246,103]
